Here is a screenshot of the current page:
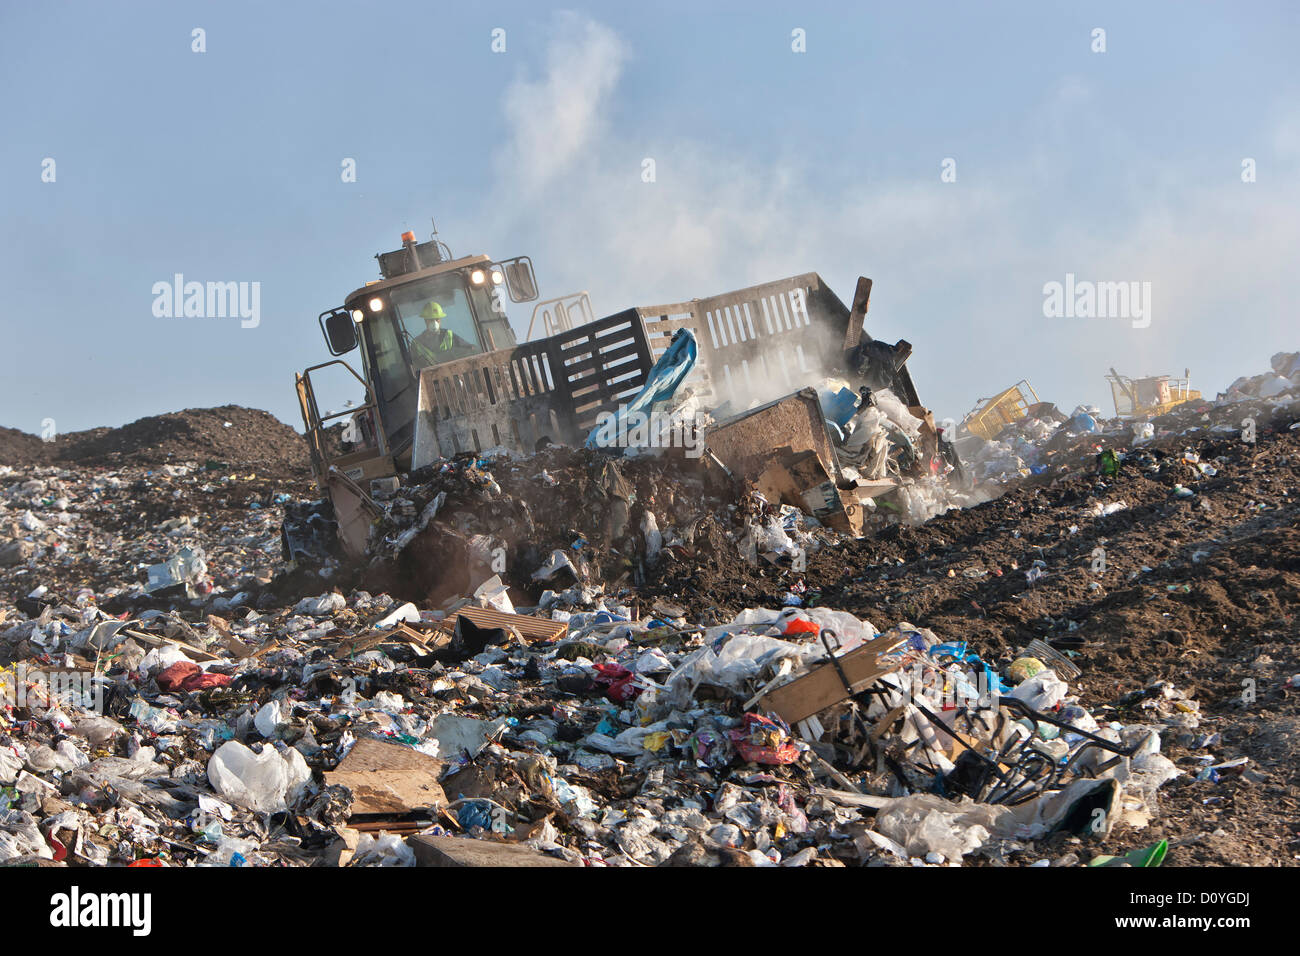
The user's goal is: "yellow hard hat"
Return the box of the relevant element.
[420,301,446,320]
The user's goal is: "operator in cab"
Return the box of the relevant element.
[411,301,476,365]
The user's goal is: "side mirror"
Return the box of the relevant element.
[319,308,358,355]
[498,256,539,303]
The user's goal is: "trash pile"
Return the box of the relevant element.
[1221,351,1300,403]
[0,583,1192,867]
[955,352,1300,489]
[351,432,980,613]
[0,462,310,614]
[0,347,1295,867]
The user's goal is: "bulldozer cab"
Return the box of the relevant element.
[345,262,505,458]
[303,233,542,484]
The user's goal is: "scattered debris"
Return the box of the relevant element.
[0,348,1296,866]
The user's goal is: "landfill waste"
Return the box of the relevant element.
[953,354,1300,491]
[0,348,1296,866]
[208,740,312,814]
[146,547,211,599]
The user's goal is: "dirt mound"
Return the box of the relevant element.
[0,426,49,466]
[0,406,311,476]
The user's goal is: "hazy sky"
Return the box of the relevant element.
[2,1,1297,436]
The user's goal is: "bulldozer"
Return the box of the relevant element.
[290,224,947,561]
[1105,368,1201,420]
[959,380,1058,441]
[943,381,1062,467]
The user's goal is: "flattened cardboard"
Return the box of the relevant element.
[759,634,904,725]
[324,737,447,815]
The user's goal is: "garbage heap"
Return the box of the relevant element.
[1222,351,1300,402]
[0,463,310,614]
[1,567,1194,866]
[4,352,1294,867]
[356,387,984,612]
[359,445,837,613]
[958,351,1300,488]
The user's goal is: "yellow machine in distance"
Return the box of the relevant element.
[962,380,1042,441]
[1106,367,1201,419]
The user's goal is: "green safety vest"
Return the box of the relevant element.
[415,330,454,364]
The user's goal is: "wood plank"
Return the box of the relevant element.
[812,787,891,811]
[431,606,567,644]
[758,634,904,725]
[339,622,436,655]
[215,634,256,659]
[120,629,221,663]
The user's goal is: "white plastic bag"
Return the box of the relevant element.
[874,793,1008,860]
[350,832,416,867]
[207,741,311,813]
[254,700,282,738]
[1009,669,1068,711]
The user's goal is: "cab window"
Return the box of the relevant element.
[365,309,409,405]
[391,274,481,367]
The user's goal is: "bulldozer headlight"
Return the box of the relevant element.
[470,269,486,285]
[491,270,504,285]
[351,309,364,323]
[368,297,384,313]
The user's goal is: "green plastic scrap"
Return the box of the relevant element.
[1088,839,1168,868]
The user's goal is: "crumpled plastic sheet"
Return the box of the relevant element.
[873,793,1007,861]
[1009,668,1069,711]
[0,809,54,863]
[207,740,311,814]
[662,633,815,706]
[662,606,885,709]
[873,389,924,441]
[879,474,992,527]
[586,328,698,451]
[351,832,416,867]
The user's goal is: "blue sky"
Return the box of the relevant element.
[2,1,1297,436]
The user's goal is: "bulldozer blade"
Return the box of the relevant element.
[636,272,920,413]
[705,388,868,535]
[706,388,844,487]
[325,470,381,560]
[411,310,654,466]
[410,272,923,467]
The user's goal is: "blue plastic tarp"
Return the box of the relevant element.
[817,384,860,429]
[586,328,698,449]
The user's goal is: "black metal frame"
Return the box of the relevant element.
[319,307,358,356]
[812,627,1142,806]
